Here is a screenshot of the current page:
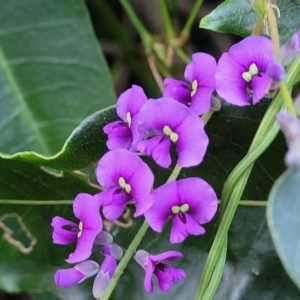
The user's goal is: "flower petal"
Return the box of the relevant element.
[216,53,249,106]
[165,265,186,281]
[54,268,85,288]
[144,259,154,293]
[185,214,206,235]
[103,120,133,150]
[51,216,78,245]
[116,85,147,121]
[170,214,188,243]
[251,73,271,104]
[163,78,191,105]
[184,52,217,88]
[175,113,209,167]
[145,181,178,232]
[190,87,214,115]
[150,251,183,263]
[176,178,218,224]
[73,193,102,230]
[154,268,173,293]
[93,271,111,299]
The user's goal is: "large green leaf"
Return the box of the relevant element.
[200,0,300,44]
[0,0,115,156]
[0,157,98,299]
[267,168,300,290]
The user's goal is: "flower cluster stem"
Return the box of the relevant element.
[251,15,264,36]
[194,46,300,300]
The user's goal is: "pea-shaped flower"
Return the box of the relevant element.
[95,149,154,220]
[51,193,102,263]
[216,36,275,106]
[104,85,147,150]
[135,250,185,293]
[132,98,209,168]
[145,178,218,243]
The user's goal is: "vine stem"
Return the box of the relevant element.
[251,15,264,36]
[158,0,175,39]
[266,5,280,57]
[118,0,152,54]
[181,0,204,40]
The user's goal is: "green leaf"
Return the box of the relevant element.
[200,0,300,44]
[0,157,98,298]
[0,0,115,156]
[1,107,118,171]
[267,168,300,290]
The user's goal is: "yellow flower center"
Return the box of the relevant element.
[171,204,190,214]
[163,125,179,143]
[77,221,83,238]
[242,63,259,82]
[191,80,198,97]
[126,112,132,127]
[118,176,132,193]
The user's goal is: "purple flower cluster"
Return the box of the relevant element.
[51,33,293,296]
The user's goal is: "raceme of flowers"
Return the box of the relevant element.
[51,34,293,297]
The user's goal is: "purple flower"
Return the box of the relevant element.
[163,53,217,115]
[101,244,124,260]
[51,193,102,263]
[277,108,300,168]
[94,149,154,220]
[54,260,99,288]
[266,61,286,83]
[216,36,275,106]
[135,250,185,293]
[104,85,147,150]
[145,178,218,243]
[132,98,209,168]
[279,30,300,65]
[93,256,117,298]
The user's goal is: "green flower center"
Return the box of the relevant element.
[163,125,179,143]
[242,63,259,82]
[77,221,83,238]
[118,176,132,193]
[171,203,190,214]
[191,80,198,97]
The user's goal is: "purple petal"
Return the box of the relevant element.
[66,228,99,263]
[150,251,183,263]
[135,250,150,268]
[101,244,123,260]
[175,113,209,167]
[170,214,188,243]
[184,52,217,88]
[137,137,172,168]
[190,87,214,115]
[266,62,286,82]
[228,36,273,71]
[116,85,147,121]
[145,181,178,232]
[176,178,218,224]
[164,265,186,281]
[54,268,85,288]
[100,189,130,220]
[251,73,271,104]
[216,53,249,106]
[134,98,190,139]
[163,78,191,105]
[93,271,110,299]
[144,259,154,293]
[185,214,206,235]
[96,149,145,188]
[100,256,117,278]
[103,121,133,150]
[154,268,173,293]
[51,216,78,245]
[73,193,102,230]
[93,231,113,245]
[75,260,100,280]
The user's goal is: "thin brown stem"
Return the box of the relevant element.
[147,54,164,93]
